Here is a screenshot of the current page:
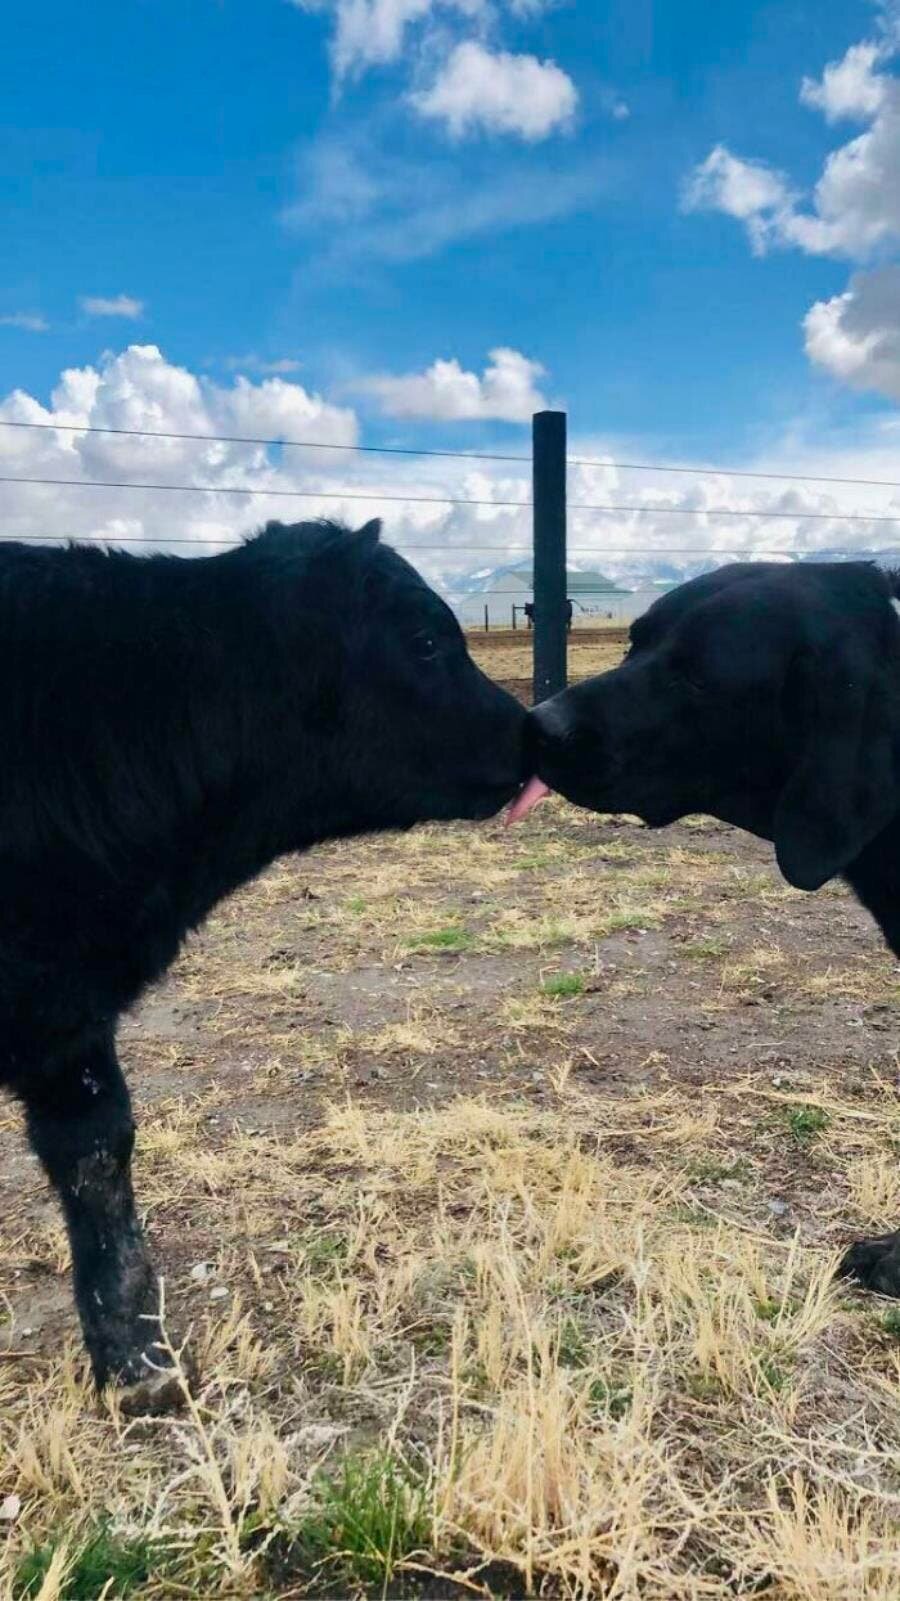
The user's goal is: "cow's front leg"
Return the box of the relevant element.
[21,1036,183,1412]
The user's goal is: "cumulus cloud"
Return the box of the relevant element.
[80,295,145,320]
[411,41,577,140]
[683,146,795,255]
[4,344,900,604]
[0,344,357,553]
[805,267,900,400]
[361,347,548,420]
[800,41,887,123]
[685,29,900,262]
[290,0,548,80]
[293,0,440,78]
[684,18,900,405]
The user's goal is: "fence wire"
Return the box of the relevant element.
[2,417,899,578]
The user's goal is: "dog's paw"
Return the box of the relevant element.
[837,1230,900,1298]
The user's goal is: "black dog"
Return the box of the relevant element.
[0,519,525,1406]
[525,560,900,1296]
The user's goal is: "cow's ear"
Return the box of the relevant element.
[774,634,900,891]
[355,519,381,550]
[309,519,380,570]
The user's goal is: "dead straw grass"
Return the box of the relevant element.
[2,782,900,1597]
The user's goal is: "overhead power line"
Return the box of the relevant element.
[566,454,900,491]
[0,474,528,510]
[3,471,900,526]
[5,418,900,492]
[0,418,528,465]
[6,535,899,559]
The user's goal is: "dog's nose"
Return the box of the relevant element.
[530,694,575,745]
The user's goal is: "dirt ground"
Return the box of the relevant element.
[468,627,628,705]
[1,632,899,1598]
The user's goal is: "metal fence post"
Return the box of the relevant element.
[532,410,567,703]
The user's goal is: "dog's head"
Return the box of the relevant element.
[528,562,900,890]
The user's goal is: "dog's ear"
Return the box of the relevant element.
[774,631,900,891]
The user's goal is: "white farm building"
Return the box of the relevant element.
[453,562,676,630]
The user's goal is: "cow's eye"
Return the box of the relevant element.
[412,630,441,663]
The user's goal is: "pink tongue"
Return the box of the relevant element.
[506,777,551,826]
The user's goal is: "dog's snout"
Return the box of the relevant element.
[530,695,575,746]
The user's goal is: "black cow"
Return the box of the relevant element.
[523,560,900,1297]
[0,519,525,1408]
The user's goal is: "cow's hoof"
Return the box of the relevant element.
[116,1364,186,1417]
[837,1230,900,1298]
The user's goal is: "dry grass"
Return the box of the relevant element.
[3,664,900,1596]
[2,1078,899,1598]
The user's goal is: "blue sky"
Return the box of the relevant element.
[3,0,900,585]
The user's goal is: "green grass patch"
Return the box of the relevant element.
[671,1204,716,1228]
[685,1155,751,1185]
[556,1314,590,1368]
[14,1527,162,1600]
[754,1296,798,1326]
[541,972,585,999]
[283,1449,430,1591]
[785,1104,830,1144]
[682,938,728,960]
[410,1319,452,1357]
[404,926,473,953]
[600,908,661,935]
[758,1354,791,1394]
[588,1377,632,1420]
[298,1229,349,1274]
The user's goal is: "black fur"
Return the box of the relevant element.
[0,519,525,1399]
[529,560,900,1296]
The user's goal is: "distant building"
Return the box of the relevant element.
[616,580,680,623]
[454,561,635,628]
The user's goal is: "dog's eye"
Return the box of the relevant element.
[677,665,706,695]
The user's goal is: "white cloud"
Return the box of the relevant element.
[682,145,795,254]
[0,344,357,554]
[0,312,49,332]
[411,40,577,140]
[290,0,485,79]
[685,34,900,261]
[804,267,900,400]
[362,347,548,420]
[291,0,557,83]
[683,18,900,410]
[80,295,145,320]
[282,139,382,230]
[800,42,886,123]
[5,344,900,605]
[797,83,900,256]
[283,133,600,261]
[222,354,304,375]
